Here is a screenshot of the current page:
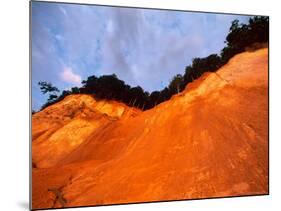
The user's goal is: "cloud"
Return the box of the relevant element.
[97,8,214,91]
[31,2,251,110]
[60,67,81,85]
[59,6,67,16]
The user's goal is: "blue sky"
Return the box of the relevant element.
[32,2,251,110]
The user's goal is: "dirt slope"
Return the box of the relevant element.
[32,48,268,209]
[32,95,140,168]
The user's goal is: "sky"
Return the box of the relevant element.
[32,2,251,111]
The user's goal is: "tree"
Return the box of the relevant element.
[183,65,195,84]
[128,86,145,107]
[80,75,98,94]
[221,16,269,64]
[149,91,161,107]
[230,19,239,31]
[38,81,60,94]
[71,87,80,94]
[204,54,222,72]
[159,87,171,103]
[48,94,58,102]
[248,16,269,43]
[38,16,268,111]
[38,81,60,109]
[168,74,184,95]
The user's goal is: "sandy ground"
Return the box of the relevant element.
[32,48,268,209]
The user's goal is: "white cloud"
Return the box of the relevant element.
[55,34,64,41]
[59,6,67,16]
[106,20,115,33]
[60,67,81,85]
[32,2,251,110]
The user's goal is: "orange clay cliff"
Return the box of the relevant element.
[32,48,268,209]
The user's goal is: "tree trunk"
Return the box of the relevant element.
[142,103,145,110]
[132,98,137,107]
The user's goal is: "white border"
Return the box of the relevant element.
[1,0,280,210]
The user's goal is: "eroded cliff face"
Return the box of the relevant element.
[32,95,140,168]
[32,48,268,209]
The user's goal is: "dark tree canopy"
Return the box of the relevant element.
[38,16,268,111]
[38,81,60,109]
[168,74,184,95]
[221,16,269,64]
[38,81,60,94]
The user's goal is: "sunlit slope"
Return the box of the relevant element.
[32,48,268,209]
[32,94,141,168]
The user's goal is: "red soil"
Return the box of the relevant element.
[32,48,268,209]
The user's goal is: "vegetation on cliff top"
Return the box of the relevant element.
[38,16,268,111]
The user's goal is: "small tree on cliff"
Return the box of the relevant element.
[38,81,60,109]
